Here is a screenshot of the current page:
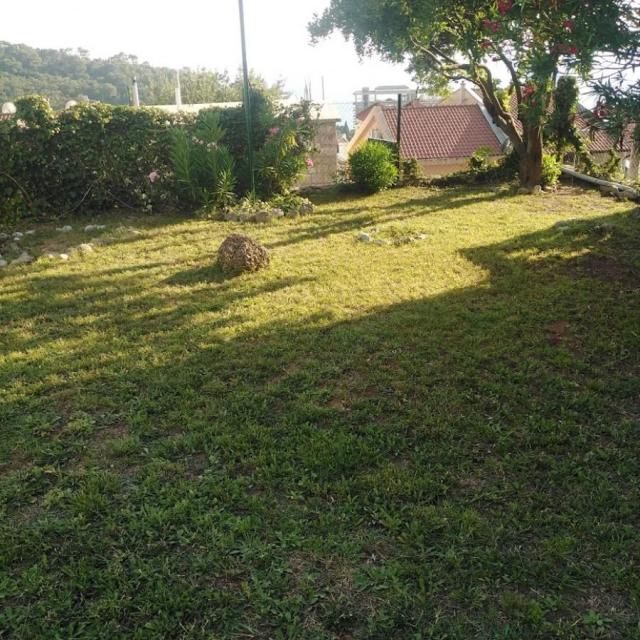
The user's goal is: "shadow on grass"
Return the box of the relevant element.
[1,207,639,638]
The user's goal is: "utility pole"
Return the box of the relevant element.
[396,93,403,175]
[238,0,255,195]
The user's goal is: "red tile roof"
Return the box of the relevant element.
[382,104,503,160]
[507,94,630,154]
[575,113,632,154]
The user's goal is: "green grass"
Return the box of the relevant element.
[1,185,639,639]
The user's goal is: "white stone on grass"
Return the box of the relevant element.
[59,253,69,261]
[13,232,23,240]
[57,225,73,233]
[77,243,94,253]
[358,232,373,243]
[11,251,34,265]
[0,259,7,268]
[25,230,36,235]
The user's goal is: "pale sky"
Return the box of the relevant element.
[1,0,416,103]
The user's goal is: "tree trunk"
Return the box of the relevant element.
[519,127,544,188]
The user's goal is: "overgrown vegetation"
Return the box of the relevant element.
[1,186,639,638]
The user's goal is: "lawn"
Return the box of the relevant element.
[1,185,639,639]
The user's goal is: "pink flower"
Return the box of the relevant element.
[148,171,160,183]
[480,39,492,50]
[483,18,501,33]
[305,158,315,168]
[563,19,574,32]
[269,127,280,136]
[497,0,513,16]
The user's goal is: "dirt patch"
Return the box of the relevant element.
[579,255,640,287]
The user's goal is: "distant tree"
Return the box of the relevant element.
[0,41,287,109]
[594,80,640,180]
[310,0,639,188]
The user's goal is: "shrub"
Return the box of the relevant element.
[0,90,317,223]
[349,141,399,193]
[540,154,562,187]
[0,97,181,221]
[214,91,317,198]
[399,158,424,185]
[431,151,519,187]
[468,147,496,173]
[170,110,236,210]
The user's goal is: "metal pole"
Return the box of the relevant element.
[238,0,255,195]
[396,93,403,175]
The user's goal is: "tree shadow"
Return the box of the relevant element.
[1,206,639,637]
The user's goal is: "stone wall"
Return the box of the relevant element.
[416,156,502,177]
[298,120,339,188]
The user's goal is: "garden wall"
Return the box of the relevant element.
[298,118,339,188]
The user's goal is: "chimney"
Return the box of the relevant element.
[362,86,370,109]
[132,77,140,107]
[175,70,183,108]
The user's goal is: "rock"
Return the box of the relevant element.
[56,225,73,233]
[218,234,270,274]
[358,232,373,243]
[85,224,107,232]
[0,259,6,268]
[25,230,36,235]
[59,253,69,261]
[284,209,299,218]
[531,185,543,195]
[13,232,24,240]
[517,187,531,195]
[375,240,387,246]
[77,243,94,253]
[0,233,8,241]
[44,253,56,259]
[271,208,285,218]
[600,185,617,196]
[223,212,240,222]
[254,210,274,224]
[10,251,34,265]
[415,233,428,241]
[299,203,315,215]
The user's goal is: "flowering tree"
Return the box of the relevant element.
[310,0,639,187]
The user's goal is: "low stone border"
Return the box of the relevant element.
[223,203,315,224]
[358,228,429,246]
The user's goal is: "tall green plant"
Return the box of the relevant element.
[170,110,236,209]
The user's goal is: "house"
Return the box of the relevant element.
[348,86,507,176]
[153,101,340,187]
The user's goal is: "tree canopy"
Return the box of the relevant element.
[0,41,286,109]
[310,0,639,186]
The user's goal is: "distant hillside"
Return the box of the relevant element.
[0,41,285,109]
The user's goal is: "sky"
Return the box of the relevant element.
[1,0,416,104]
